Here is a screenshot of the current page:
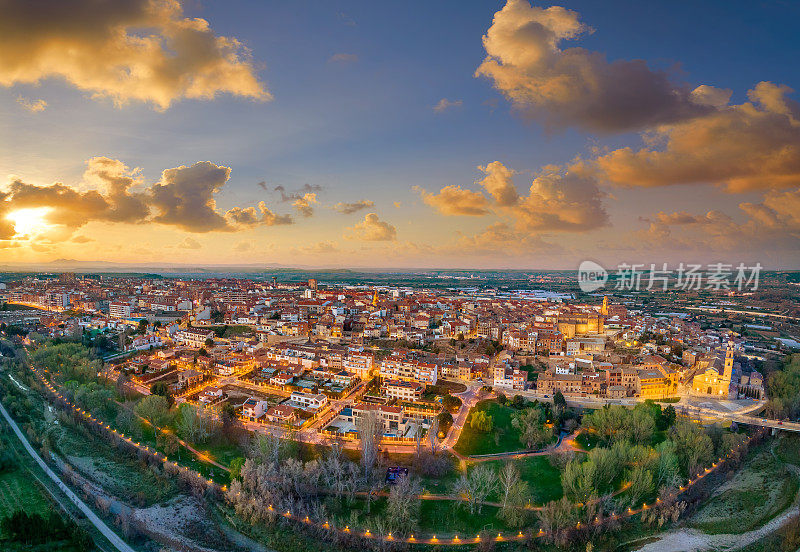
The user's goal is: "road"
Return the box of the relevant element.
[0,401,136,552]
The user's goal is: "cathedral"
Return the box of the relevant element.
[690,341,738,399]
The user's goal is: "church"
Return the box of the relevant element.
[690,342,738,399]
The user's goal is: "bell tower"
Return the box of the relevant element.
[600,295,609,317]
[723,341,734,380]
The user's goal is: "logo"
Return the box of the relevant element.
[578,260,608,292]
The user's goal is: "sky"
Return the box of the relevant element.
[1,0,799,270]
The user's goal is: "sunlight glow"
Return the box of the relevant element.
[6,207,53,237]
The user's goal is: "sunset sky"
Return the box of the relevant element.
[1,0,799,269]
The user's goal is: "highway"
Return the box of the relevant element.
[0,401,136,552]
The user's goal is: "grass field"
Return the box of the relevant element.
[418,500,514,536]
[454,400,526,456]
[477,455,563,505]
[776,434,800,467]
[0,469,52,522]
[691,448,798,534]
[54,420,179,506]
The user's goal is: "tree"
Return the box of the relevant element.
[427,415,440,455]
[655,440,681,489]
[137,319,148,333]
[357,409,383,479]
[157,431,180,458]
[498,462,530,527]
[204,337,215,348]
[177,403,219,445]
[134,395,169,435]
[470,410,493,432]
[454,463,497,514]
[670,420,714,476]
[512,406,550,449]
[629,406,655,443]
[250,430,285,466]
[562,458,596,503]
[385,474,421,534]
[437,411,454,435]
[553,390,567,414]
[230,457,246,480]
[150,381,173,407]
[538,496,577,544]
[627,465,654,506]
[660,405,677,430]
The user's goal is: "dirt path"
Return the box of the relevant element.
[634,441,800,552]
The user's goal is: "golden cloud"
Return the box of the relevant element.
[1,157,291,238]
[415,185,490,216]
[345,213,397,241]
[292,193,318,218]
[416,160,607,233]
[594,82,800,192]
[16,96,47,112]
[475,0,710,132]
[0,0,269,110]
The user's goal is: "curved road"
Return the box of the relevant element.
[0,401,136,552]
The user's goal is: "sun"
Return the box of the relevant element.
[6,207,53,237]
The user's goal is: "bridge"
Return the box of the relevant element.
[678,403,800,433]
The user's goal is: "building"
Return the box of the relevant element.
[493,362,526,390]
[536,371,583,396]
[177,368,203,389]
[264,404,298,424]
[379,356,438,385]
[382,379,424,401]
[242,397,269,419]
[690,342,737,399]
[290,391,328,410]
[174,328,215,348]
[109,301,132,319]
[351,403,406,434]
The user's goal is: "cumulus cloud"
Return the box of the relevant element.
[224,202,293,227]
[512,163,608,231]
[1,157,291,238]
[16,96,47,112]
[638,191,800,256]
[149,161,233,232]
[0,0,269,110]
[433,98,463,113]
[333,200,374,214]
[414,185,490,216]
[478,161,519,206]
[593,82,800,192]
[345,213,397,241]
[178,236,201,249]
[475,0,710,132]
[416,161,607,232]
[292,193,317,217]
[6,157,149,229]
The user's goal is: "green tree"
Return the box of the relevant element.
[470,410,493,432]
[150,381,173,407]
[134,395,170,436]
[512,406,550,449]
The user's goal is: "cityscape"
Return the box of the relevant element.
[1,2,799,552]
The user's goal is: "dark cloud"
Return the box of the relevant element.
[333,200,375,214]
[476,0,711,132]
